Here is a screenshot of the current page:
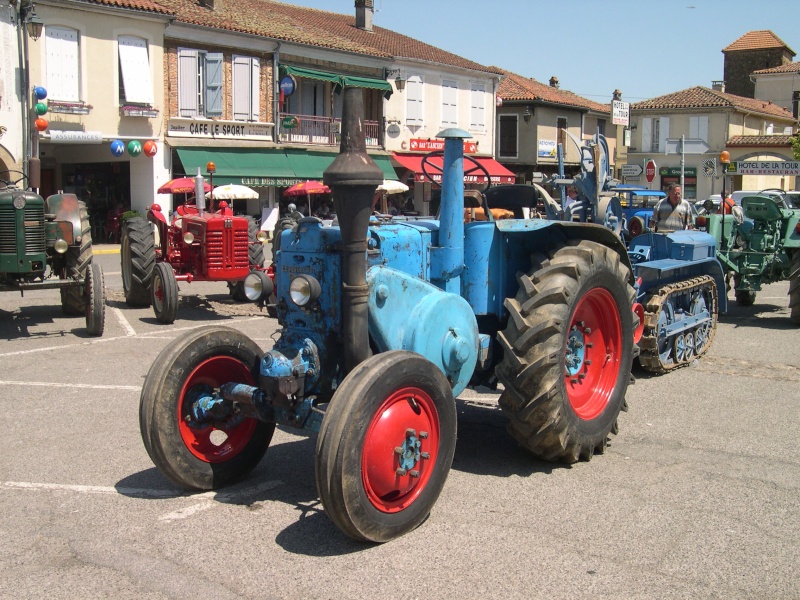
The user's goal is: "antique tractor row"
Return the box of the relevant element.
[0,170,105,336]
[138,89,643,543]
[120,187,272,324]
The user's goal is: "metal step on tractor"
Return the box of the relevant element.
[138,87,643,543]
[0,169,105,336]
[120,181,272,324]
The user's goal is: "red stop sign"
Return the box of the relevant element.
[645,160,657,183]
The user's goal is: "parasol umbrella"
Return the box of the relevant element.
[283,180,331,214]
[205,184,259,200]
[377,179,409,194]
[158,177,211,195]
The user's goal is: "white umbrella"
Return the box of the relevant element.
[206,184,259,200]
[377,179,409,194]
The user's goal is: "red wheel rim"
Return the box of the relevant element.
[153,271,165,306]
[564,288,622,420]
[177,356,258,462]
[362,387,440,514]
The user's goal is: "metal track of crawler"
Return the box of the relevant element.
[638,275,718,374]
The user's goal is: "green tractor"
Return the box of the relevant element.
[697,190,800,324]
[0,170,105,336]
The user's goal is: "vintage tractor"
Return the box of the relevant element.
[138,88,641,542]
[0,170,105,336]
[696,192,800,323]
[120,184,271,324]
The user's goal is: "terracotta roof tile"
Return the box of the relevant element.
[727,134,794,147]
[631,86,796,121]
[75,0,173,15]
[157,0,501,74]
[496,69,609,114]
[722,30,794,54]
[753,61,800,75]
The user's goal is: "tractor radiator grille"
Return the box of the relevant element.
[205,228,249,272]
[0,204,46,255]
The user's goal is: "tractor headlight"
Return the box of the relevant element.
[183,231,195,245]
[244,271,274,302]
[256,230,268,243]
[289,274,321,307]
[54,238,69,254]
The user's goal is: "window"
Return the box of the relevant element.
[406,75,423,125]
[177,48,223,118]
[232,56,260,121]
[498,115,518,158]
[597,119,606,136]
[441,79,457,127]
[470,83,485,131]
[689,115,709,142]
[118,36,153,105]
[46,26,80,101]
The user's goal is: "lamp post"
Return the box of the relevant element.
[17,0,44,187]
[719,150,730,214]
[206,161,216,211]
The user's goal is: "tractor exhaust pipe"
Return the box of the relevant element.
[323,87,383,374]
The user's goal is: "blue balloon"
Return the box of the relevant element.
[34,86,47,100]
[110,140,126,157]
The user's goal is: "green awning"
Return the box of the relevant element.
[281,65,392,99]
[175,147,398,187]
[340,75,393,98]
[280,65,341,85]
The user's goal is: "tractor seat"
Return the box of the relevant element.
[741,195,783,222]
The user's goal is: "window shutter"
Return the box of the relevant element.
[658,116,670,152]
[470,83,485,130]
[251,58,260,120]
[118,36,153,104]
[641,118,652,152]
[204,52,223,117]
[406,75,423,125]
[46,27,80,101]
[232,56,251,120]
[177,49,199,117]
[442,80,457,126]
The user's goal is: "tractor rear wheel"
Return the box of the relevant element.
[496,240,637,463]
[152,262,178,324]
[790,251,800,325]
[316,351,456,543]
[139,326,274,490]
[85,263,105,336]
[60,205,93,315]
[121,217,155,306]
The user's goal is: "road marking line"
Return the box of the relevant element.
[159,502,216,522]
[113,306,137,337]
[0,380,140,391]
[2,481,180,497]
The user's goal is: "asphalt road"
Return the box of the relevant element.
[1,247,798,599]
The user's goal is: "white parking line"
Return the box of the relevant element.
[0,380,140,391]
[113,306,137,336]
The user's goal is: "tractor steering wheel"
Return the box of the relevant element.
[0,170,29,189]
[420,151,492,195]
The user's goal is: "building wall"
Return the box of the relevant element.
[0,3,23,173]
[753,72,800,113]
[724,48,793,98]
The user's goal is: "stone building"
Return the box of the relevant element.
[723,30,795,98]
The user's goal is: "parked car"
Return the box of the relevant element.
[783,191,800,209]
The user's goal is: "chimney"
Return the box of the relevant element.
[712,80,726,93]
[549,76,559,88]
[199,0,222,9]
[355,0,374,32]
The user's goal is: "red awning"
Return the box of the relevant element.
[392,153,516,185]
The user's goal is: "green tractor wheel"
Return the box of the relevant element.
[60,205,93,315]
[789,252,800,325]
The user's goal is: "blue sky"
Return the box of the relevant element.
[281,0,800,103]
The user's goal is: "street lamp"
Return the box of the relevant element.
[385,68,405,92]
[523,106,532,123]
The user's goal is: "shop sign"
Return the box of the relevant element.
[281,116,300,129]
[727,160,800,175]
[279,75,297,97]
[409,138,477,154]
[538,140,556,158]
[48,130,103,143]
[659,167,697,177]
[167,118,272,140]
[612,100,629,126]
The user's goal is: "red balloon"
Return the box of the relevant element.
[35,117,48,131]
[143,140,158,157]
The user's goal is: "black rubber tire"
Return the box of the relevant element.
[316,351,456,543]
[121,217,155,307]
[735,287,756,306]
[789,251,800,325]
[139,326,274,490]
[152,262,178,324]
[228,217,265,302]
[85,262,105,336]
[60,205,93,315]
[496,240,636,463]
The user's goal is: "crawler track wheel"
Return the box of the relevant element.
[790,251,800,325]
[121,216,155,306]
[60,205,93,315]
[316,351,456,543]
[84,262,105,336]
[496,240,637,463]
[139,326,274,490]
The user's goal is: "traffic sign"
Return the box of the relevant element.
[621,164,643,178]
[665,138,710,155]
[645,159,657,183]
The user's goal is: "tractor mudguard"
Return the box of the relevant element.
[366,265,479,397]
[44,193,83,244]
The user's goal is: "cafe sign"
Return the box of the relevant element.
[409,138,477,154]
[168,117,272,140]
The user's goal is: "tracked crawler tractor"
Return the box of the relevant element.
[138,88,641,542]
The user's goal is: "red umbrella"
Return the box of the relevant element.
[283,180,330,196]
[157,177,211,194]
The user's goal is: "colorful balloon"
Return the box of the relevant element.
[143,140,158,157]
[34,118,48,131]
[33,86,47,100]
[35,102,48,116]
[110,139,126,157]
[127,140,142,157]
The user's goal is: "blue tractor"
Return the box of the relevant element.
[138,88,641,542]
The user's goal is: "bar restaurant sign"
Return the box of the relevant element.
[724,160,800,175]
[168,117,272,141]
[409,138,477,154]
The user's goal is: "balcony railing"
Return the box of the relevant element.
[278,113,380,147]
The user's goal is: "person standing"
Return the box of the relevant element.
[565,185,580,208]
[649,183,693,232]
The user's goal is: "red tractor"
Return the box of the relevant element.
[120,198,271,323]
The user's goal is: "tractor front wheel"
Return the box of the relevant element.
[121,217,155,306]
[85,263,105,336]
[152,262,178,324]
[316,351,456,543]
[496,240,636,463]
[139,326,274,490]
[60,205,93,315]
[790,251,800,325]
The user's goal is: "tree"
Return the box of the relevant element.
[792,133,800,161]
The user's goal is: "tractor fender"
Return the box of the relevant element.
[366,265,479,397]
[45,193,83,244]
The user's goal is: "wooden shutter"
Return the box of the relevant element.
[658,116,670,152]
[46,26,80,101]
[641,118,652,152]
[118,36,153,104]
[406,75,423,125]
[233,56,259,121]
[177,48,199,117]
[204,53,223,117]
[470,83,485,131]
[441,80,457,126]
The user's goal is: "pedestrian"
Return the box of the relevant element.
[649,183,693,232]
[565,185,580,209]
